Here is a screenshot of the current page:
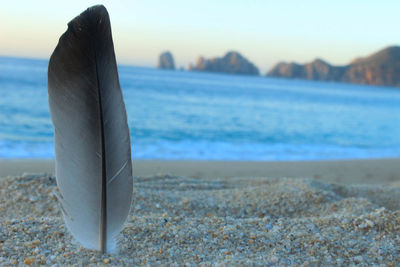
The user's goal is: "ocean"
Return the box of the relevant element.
[1,56,400,160]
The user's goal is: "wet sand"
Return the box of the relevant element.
[1,158,400,185]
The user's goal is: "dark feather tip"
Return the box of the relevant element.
[67,5,110,35]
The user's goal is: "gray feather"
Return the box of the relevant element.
[47,5,133,253]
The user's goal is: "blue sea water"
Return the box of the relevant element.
[1,56,400,160]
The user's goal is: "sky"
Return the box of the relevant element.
[1,0,400,73]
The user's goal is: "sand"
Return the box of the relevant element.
[2,158,400,185]
[0,164,399,265]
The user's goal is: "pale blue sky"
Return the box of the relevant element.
[1,0,399,72]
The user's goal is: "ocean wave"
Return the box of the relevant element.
[2,139,400,161]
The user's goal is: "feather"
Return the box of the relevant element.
[47,5,133,253]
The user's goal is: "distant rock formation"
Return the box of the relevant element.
[157,51,175,70]
[189,51,259,76]
[268,46,400,87]
[341,46,400,86]
[268,59,346,82]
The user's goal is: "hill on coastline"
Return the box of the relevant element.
[189,51,259,76]
[267,46,400,87]
[156,46,400,87]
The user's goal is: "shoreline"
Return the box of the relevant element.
[1,158,400,185]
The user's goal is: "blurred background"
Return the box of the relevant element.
[1,0,400,161]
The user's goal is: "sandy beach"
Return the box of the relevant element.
[1,158,400,185]
[0,159,399,265]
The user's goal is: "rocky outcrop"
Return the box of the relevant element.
[189,51,259,75]
[157,51,175,70]
[341,46,400,87]
[268,59,346,82]
[268,46,400,87]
